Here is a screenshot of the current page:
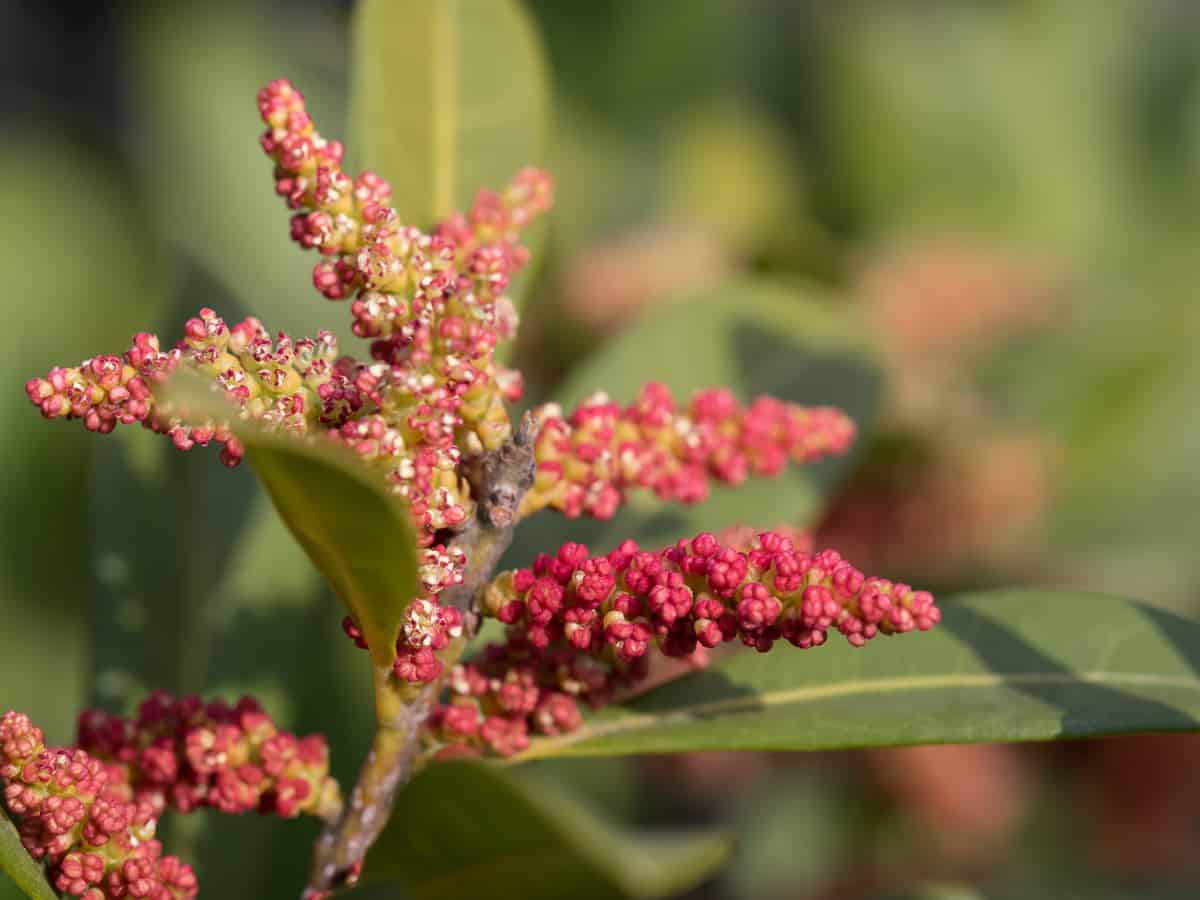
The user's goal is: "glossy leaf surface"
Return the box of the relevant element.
[510,590,1200,759]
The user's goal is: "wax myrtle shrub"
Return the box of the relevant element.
[5,2,1200,899]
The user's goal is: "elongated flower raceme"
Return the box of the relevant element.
[24,311,363,467]
[1,711,198,900]
[258,77,550,456]
[422,531,939,758]
[75,691,341,821]
[27,79,552,621]
[520,383,856,520]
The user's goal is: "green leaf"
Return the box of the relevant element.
[0,810,56,900]
[84,273,361,898]
[350,760,731,900]
[505,279,882,563]
[240,430,419,673]
[89,419,380,900]
[160,364,420,672]
[350,0,550,230]
[87,267,320,708]
[509,589,1200,759]
[660,100,804,250]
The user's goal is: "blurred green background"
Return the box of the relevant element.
[3,1,1199,898]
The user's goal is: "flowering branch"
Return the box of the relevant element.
[521,383,855,520]
[305,416,535,896]
[17,75,944,899]
[420,530,940,759]
[76,692,341,822]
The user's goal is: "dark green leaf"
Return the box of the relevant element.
[350,0,550,229]
[0,810,56,900]
[351,760,731,900]
[506,279,882,563]
[509,590,1200,759]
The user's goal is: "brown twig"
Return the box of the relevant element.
[304,415,536,896]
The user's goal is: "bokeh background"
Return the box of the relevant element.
[3,1,1200,898]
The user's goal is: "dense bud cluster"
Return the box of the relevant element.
[423,531,938,757]
[27,79,552,566]
[1,710,198,899]
[16,71,965,898]
[520,383,856,519]
[342,584,466,685]
[339,544,468,684]
[74,691,341,821]
[258,77,549,457]
[24,311,360,468]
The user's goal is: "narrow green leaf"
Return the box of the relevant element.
[509,590,1200,759]
[505,279,882,563]
[351,760,731,900]
[0,810,56,900]
[240,430,418,672]
[351,0,550,229]
[159,370,419,672]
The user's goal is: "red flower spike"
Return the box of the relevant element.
[30,79,554,581]
[72,692,340,823]
[0,710,199,900]
[425,532,937,758]
[521,385,855,522]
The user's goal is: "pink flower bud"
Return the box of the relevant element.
[442,533,938,758]
[2,708,199,898]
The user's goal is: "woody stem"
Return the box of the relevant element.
[304,416,536,896]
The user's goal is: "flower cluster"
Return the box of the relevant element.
[1,710,198,900]
[24,311,362,468]
[520,383,856,520]
[27,78,553,623]
[423,530,939,757]
[74,691,341,820]
[258,77,549,457]
[341,581,466,685]
[25,76,893,728]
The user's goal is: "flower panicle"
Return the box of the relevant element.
[22,306,479,548]
[23,309,363,467]
[26,77,551,582]
[257,78,553,457]
[520,382,857,520]
[75,690,341,822]
[256,77,551,351]
[1,710,198,900]
[424,530,938,758]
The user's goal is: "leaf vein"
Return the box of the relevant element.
[510,670,1200,761]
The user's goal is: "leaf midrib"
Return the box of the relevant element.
[508,669,1200,761]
